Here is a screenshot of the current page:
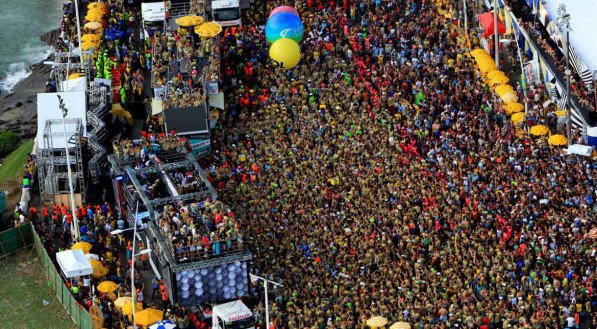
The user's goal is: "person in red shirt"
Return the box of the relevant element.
[42,206,49,226]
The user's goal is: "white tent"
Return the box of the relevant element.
[56,249,93,278]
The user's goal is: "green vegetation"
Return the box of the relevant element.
[0,131,21,157]
[0,250,72,329]
[0,139,33,181]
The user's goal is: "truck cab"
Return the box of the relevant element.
[210,0,242,26]
[211,301,256,329]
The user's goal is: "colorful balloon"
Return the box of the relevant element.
[269,38,301,69]
[265,12,304,44]
[269,6,299,18]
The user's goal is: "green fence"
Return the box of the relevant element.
[0,223,33,258]
[32,224,94,329]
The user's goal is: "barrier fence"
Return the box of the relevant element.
[31,224,94,329]
[0,223,33,258]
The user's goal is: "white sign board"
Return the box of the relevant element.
[36,91,87,150]
[141,2,166,22]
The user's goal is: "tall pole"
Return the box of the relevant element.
[593,70,597,114]
[558,4,571,146]
[264,279,269,329]
[57,95,79,240]
[494,0,499,69]
[565,28,571,146]
[73,0,83,66]
[131,201,139,328]
[464,0,468,34]
[506,6,528,102]
[250,274,282,329]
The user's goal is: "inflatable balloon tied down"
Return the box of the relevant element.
[265,6,304,70]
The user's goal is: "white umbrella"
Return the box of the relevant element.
[149,320,177,329]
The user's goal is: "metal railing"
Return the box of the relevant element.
[169,2,191,18]
[160,228,244,262]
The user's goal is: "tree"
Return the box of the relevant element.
[0,131,21,157]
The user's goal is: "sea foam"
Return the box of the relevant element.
[0,45,54,93]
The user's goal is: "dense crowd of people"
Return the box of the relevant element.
[151,28,209,108]
[158,199,243,262]
[204,0,596,328]
[167,166,209,194]
[16,0,596,328]
[112,134,186,165]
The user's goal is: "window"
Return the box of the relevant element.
[213,8,240,21]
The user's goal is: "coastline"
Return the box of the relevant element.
[0,28,60,139]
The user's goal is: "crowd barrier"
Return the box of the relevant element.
[0,223,33,258]
[31,224,94,329]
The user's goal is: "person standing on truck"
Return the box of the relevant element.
[161,289,169,308]
[151,276,160,299]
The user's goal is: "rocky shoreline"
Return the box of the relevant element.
[0,28,61,139]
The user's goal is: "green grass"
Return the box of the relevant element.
[0,139,33,181]
[0,250,73,329]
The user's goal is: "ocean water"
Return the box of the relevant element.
[0,0,65,93]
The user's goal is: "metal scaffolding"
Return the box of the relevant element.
[87,82,110,183]
[38,119,85,204]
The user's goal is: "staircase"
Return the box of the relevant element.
[87,84,110,184]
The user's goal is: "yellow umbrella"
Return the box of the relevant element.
[490,75,510,85]
[366,316,388,328]
[474,54,492,60]
[97,281,118,293]
[88,259,109,278]
[110,103,134,125]
[121,302,143,315]
[470,48,488,56]
[72,241,92,254]
[479,64,497,74]
[114,297,132,309]
[81,34,101,42]
[93,266,109,278]
[175,15,205,27]
[487,70,506,80]
[554,110,566,117]
[390,322,412,329]
[495,84,515,96]
[194,21,223,38]
[84,21,102,30]
[134,308,163,327]
[504,102,524,115]
[529,124,550,136]
[88,2,107,10]
[88,258,102,268]
[81,41,99,51]
[548,134,567,146]
[85,11,104,22]
[476,56,495,64]
[88,7,106,16]
[500,91,519,103]
[511,112,526,124]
